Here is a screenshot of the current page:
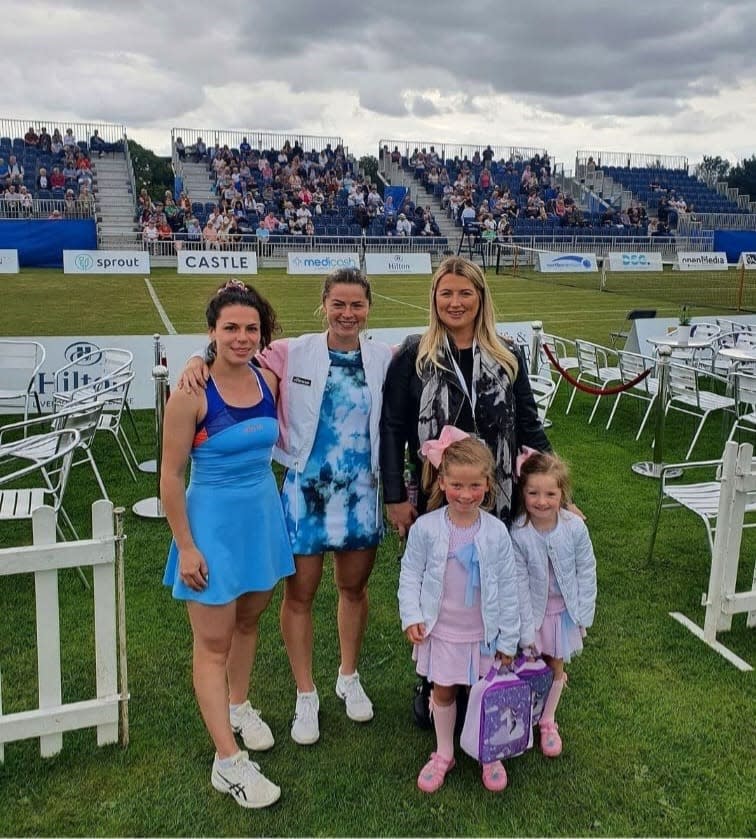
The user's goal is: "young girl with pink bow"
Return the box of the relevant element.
[398,426,520,794]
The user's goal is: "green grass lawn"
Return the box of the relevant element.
[0,268,754,837]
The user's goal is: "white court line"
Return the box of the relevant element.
[144,277,177,335]
[372,291,428,312]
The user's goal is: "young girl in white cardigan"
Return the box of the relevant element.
[398,427,520,794]
[512,452,597,758]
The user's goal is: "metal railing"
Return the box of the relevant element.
[0,118,125,147]
[575,149,688,173]
[170,128,346,170]
[123,137,137,216]
[0,198,94,219]
[379,138,548,166]
[677,213,756,233]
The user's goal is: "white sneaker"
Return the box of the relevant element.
[335,669,374,722]
[230,701,274,751]
[291,690,320,745]
[211,751,280,809]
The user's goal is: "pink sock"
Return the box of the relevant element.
[542,673,565,723]
[431,696,456,761]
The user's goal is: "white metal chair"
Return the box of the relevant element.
[648,451,756,560]
[727,371,756,443]
[565,340,621,423]
[540,333,578,399]
[605,350,658,440]
[710,332,756,376]
[55,373,139,481]
[528,374,557,425]
[666,362,736,459]
[0,402,109,499]
[0,340,46,424]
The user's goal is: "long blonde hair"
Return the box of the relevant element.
[422,437,496,513]
[416,256,518,381]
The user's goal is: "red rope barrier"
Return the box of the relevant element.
[541,342,652,396]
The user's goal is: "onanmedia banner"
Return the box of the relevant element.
[676,252,728,271]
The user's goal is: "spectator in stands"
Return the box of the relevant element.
[38,127,52,154]
[62,159,77,183]
[7,155,24,186]
[164,195,182,231]
[77,166,93,191]
[482,145,494,168]
[0,158,9,188]
[478,167,492,191]
[185,215,202,244]
[63,128,76,150]
[175,137,186,160]
[138,188,154,216]
[178,191,192,213]
[240,137,252,157]
[51,129,64,155]
[3,186,20,218]
[366,186,383,217]
[396,213,413,236]
[49,166,65,190]
[18,186,33,217]
[157,216,173,242]
[36,167,50,191]
[78,184,94,213]
[24,126,39,147]
[90,129,121,157]
[143,219,159,250]
[586,156,596,173]
[64,189,77,217]
[194,138,208,162]
[391,146,402,164]
[496,216,513,241]
[460,199,476,228]
[48,209,62,220]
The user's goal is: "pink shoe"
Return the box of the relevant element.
[481,760,508,792]
[417,752,455,793]
[540,720,562,757]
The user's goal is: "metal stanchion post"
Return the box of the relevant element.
[632,345,682,479]
[530,320,552,428]
[133,365,168,518]
[530,321,543,377]
[138,334,162,473]
[113,506,130,748]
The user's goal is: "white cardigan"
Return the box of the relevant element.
[398,507,520,656]
[511,511,597,647]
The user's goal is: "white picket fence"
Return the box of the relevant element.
[0,500,129,761]
[671,441,756,671]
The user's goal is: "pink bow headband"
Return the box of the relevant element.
[420,425,469,468]
[515,445,538,478]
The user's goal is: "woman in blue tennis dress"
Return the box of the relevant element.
[161,281,293,811]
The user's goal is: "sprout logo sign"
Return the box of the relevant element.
[364,252,432,274]
[537,252,598,273]
[63,250,151,274]
[287,252,360,274]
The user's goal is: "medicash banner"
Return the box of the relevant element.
[177,251,258,274]
[364,252,432,275]
[63,250,151,274]
[606,251,663,272]
[287,252,360,275]
[0,249,19,273]
[676,252,729,271]
[536,252,598,273]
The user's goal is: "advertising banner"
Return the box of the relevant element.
[0,249,19,273]
[606,251,663,272]
[536,252,598,273]
[676,252,728,271]
[287,252,360,274]
[737,251,756,270]
[177,250,258,274]
[63,250,151,274]
[364,252,432,275]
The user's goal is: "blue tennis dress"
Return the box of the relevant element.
[281,348,381,554]
[163,370,294,605]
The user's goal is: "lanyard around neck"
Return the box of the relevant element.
[445,335,476,414]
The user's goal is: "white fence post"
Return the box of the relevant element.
[0,501,127,761]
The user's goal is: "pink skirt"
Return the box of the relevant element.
[413,636,495,687]
[536,604,584,663]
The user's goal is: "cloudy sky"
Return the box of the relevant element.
[5,0,756,172]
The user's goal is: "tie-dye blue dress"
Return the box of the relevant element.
[280,348,381,554]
